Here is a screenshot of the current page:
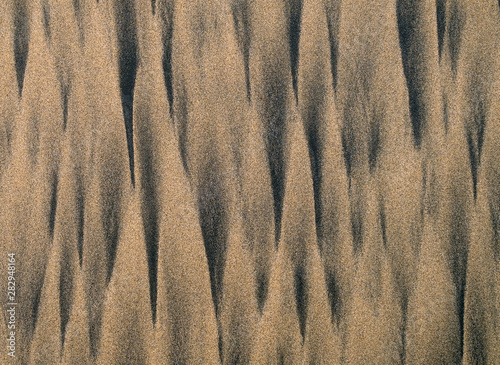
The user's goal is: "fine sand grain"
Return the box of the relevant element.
[0,0,499,364]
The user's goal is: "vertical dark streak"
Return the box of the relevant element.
[114,1,138,185]
[289,0,302,99]
[294,267,307,340]
[14,0,30,96]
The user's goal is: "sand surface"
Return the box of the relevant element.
[0,0,499,363]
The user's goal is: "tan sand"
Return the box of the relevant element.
[0,1,499,364]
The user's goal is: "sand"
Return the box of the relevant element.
[0,0,499,364]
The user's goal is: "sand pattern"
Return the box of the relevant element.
[0,0,499,364]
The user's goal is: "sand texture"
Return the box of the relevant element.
[0,0,499,364]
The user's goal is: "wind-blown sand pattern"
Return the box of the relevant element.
[0,0,499,364]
